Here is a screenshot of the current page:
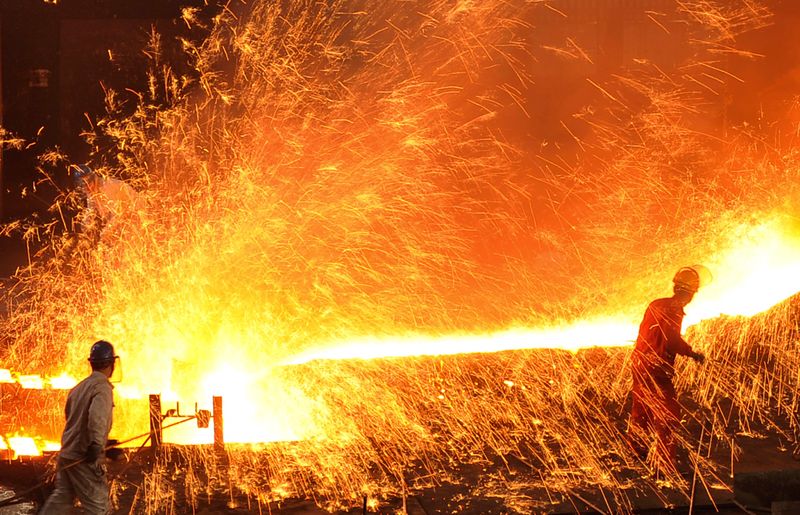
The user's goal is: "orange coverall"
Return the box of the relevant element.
[629,296,696,466]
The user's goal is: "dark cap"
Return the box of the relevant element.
[88,340,116,364]
[73,164,93,179]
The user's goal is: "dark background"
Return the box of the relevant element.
[0,0,220,276]
[0,0,798,278]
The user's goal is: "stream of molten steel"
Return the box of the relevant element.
[286,215,800,364]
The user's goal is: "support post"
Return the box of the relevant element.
[212,395,224,452]
[149,394,162,450]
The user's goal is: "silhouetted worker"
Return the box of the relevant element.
[72,164,140,242]
[41,341,117,515]
[57,164,144,269]
[629,267,707,470]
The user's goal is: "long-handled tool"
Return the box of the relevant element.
[0,416,198,509]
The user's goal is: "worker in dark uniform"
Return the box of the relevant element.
[40,341,117,514]
[629,267,706,470]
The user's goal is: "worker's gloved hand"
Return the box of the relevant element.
[692,351,706,364]
[85,442,103,463]
[105,439,124,461]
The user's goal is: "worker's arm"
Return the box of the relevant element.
[660,306,705,363]
[86,383,113,462]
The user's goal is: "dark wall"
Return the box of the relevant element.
[0,0,214,223]
[0,0,214,277]
[59,18,177,164]
[1,2,60,218]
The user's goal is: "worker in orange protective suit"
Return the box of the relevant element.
[629,267,707,470]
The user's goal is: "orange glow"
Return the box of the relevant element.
[284,317,635,365]
[110,214,798,448]
[48,373,79,390]
[8,437,41,457]
[18,375,44,389]
[1,0,798,509]
[0,435,59,458]
[685,215,800,324]
[115,384,144,400]
[0,370,79,390]
[288,215,800,365]
[178,213,800,449]
[1,191,798,455]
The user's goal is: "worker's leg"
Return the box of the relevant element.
[39,462,76,514]
[629,386,645,430]
[629,369,661,458]
[628,390,651,458]
[69,461,110,515]
[654,383,681,471]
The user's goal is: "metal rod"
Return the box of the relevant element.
[212,395,224,452]
[149,394,162,449]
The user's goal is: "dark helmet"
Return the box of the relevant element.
[88,340,116,366]
[73,164,93,179]
[71,164,94,188]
